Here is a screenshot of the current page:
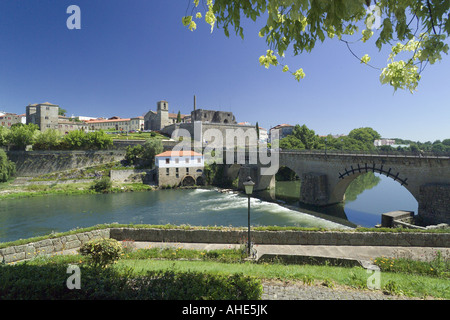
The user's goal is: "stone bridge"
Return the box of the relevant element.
[223,150,450,225]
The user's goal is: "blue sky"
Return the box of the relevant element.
[0,0,449,142]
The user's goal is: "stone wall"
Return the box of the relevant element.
[6,150,126,177]
[110,169,156,184]
[2,227,449,264]
[0,229,110,264]
[112,139,177,151]
[110,227,450,248]
[157,166,204,187]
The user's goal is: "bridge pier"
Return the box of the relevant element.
[299,173,329,206]
[418,184,450,225]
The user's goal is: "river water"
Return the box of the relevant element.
[0,172,418,243]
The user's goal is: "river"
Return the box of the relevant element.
[0,172,418,243]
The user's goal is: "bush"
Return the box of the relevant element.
[125,144,144,165]
[129,271,262,300]
[0,149,16,182]
[33,129,62,150]
[6,123,39,150]
[79,238,123,268]
[91,176,112,192]
[61,130,113,150]
[0,264,262,300]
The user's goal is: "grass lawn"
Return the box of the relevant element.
[35,246,448,299]
[114,258,449,299]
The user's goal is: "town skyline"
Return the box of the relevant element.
[0,1,449,142]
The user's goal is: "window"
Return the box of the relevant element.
[165,158,170,164]
[166,168,170,175]
[186,168,189,174]
[175,158,179,164]
[175,168,179,173]
[185,158,190,164]
[45,116,49,120]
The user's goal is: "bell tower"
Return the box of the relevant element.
[156,100,169,130]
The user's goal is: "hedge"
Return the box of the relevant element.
[0,264,262,300]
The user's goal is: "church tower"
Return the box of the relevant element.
[156,100,169,130]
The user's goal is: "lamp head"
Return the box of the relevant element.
[243,176,255,195]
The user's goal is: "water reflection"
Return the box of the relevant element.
[256,172,418,228]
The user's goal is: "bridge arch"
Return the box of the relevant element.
[272,165,301,198]
[330,163,417,204]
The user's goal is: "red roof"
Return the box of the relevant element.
[156,151,203,157]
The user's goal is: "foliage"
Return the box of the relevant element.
[0,261,262,300]
[58,107,67,116]
[348,127,381,145]
[279,124,318,150]
[6,124,39,150]
[61,130,113,150]
[141,139,163,166]
[124,247,247,263]
[125,144,144,165]
[373,251,449,279]
[388,138,450,153]
[130,271,262,300]
[79,238,123,268]
[0,149,16,182]
[125,139,163,167]
[184,0,450,92]
[203,162,232,187]
[33,129,62,150]
[91,176,113,193]
[280,124,381,151]
[0,126,9,146]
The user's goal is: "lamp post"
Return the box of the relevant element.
[243,176,255,256]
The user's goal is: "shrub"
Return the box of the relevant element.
[132,271,262,300]
[125,144,144,165]
[91,176,112,192]
[0,264,262,300]
[79,238,123,268]
[33,129,62,150]
[0,149,16,182]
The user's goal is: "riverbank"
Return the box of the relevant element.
[0,180,156,200]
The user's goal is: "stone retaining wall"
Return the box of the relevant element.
[110,228,450,248]
[2,227,449,264]
[6,150,126,177]
[0,229,110,264]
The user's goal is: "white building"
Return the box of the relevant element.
[155,150,205,187]
[155,150,204,168]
